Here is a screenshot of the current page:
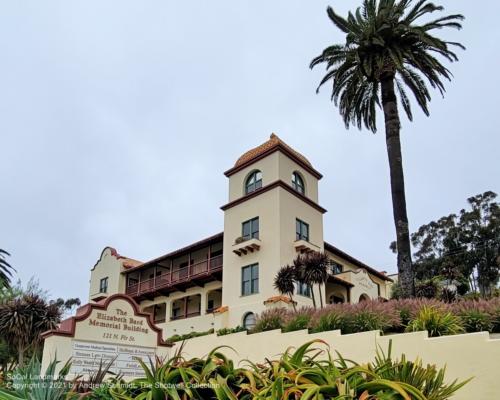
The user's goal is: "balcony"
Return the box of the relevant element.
[170,311,201,321]
[294,239,320,253]
[125,255,223,300]
[232,238,261,256]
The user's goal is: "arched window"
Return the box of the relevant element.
[245,171,262,194]
[291,172,305,194]
[359,294,370,302]
[242,312,256,330]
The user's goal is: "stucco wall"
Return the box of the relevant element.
[89,248,127,301]
[175,329,500,400]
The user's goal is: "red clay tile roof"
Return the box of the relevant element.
[235,133,312,168]
[108,247,143,270]
[324,242,393,282]
[263,295,296,305]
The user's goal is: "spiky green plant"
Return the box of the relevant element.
[311,0,465,298]
[0,294,61,366]
[0,358,75,400]
[406,306,464,336]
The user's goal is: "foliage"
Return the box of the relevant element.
[282,308,313,332]
[0,358,75,400]
[310,0,464,131]
[0,293,62,366]
[167,328,214,343]
[104,340,467,399]
[406,306,464,337]
[398,191,500,297]
[346,301,401,333]
[0,250,14,289]
[373,343,471,400]
[273,264,297,311]
[309,305,350,333]
[415,278,442,299]
[216,326,246,336]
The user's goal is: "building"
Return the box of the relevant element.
[88,134,393,337]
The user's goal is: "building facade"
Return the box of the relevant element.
[89,134,393,338]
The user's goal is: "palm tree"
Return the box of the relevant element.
[274,265,297,311]
[310,0,464,298]
[293,254,318,309]
[302,252,330,308]
[0,250,14,288]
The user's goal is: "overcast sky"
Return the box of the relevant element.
[1,1,498,302]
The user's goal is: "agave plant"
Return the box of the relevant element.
[105,340,468,399]
[0,357,76,400]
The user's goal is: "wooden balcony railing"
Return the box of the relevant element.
[125,255,223,297]
[170,311,201,321]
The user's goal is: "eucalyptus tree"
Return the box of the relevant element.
[311,0,464,297]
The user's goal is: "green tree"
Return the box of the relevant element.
[398,191,499,297]
[310,0,464,298]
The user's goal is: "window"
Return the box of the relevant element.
[296,281,311,297]
[243,312,256,330]
[296,219,309,241]
[242,217,259,240]
[245,170,262,194]
[292,172,305,194]
[99,277,108,293]
[330,261,343,275]
[241,264,259,296]
[207,299,214,311]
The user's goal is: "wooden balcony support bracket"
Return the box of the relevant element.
[232,238,261,257]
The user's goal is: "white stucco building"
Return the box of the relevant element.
[88,134,393,338]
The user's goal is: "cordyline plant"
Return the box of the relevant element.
[311,0,465,298]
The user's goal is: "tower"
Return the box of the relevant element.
[221,134,327,328]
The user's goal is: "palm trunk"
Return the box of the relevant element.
[18,343,24,367]
[309,284,317,309]
[288,294,297,312]
[381,76,415,298]
[318,283,324,309]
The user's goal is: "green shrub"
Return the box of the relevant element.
[415,278,441,299]
[166,328,214,343]
[406,306,464,337]
[216,326,246,336]
[459,310,492,333]
[283,313,311,332]
[345,301,401,334]
[309,306,348,333]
